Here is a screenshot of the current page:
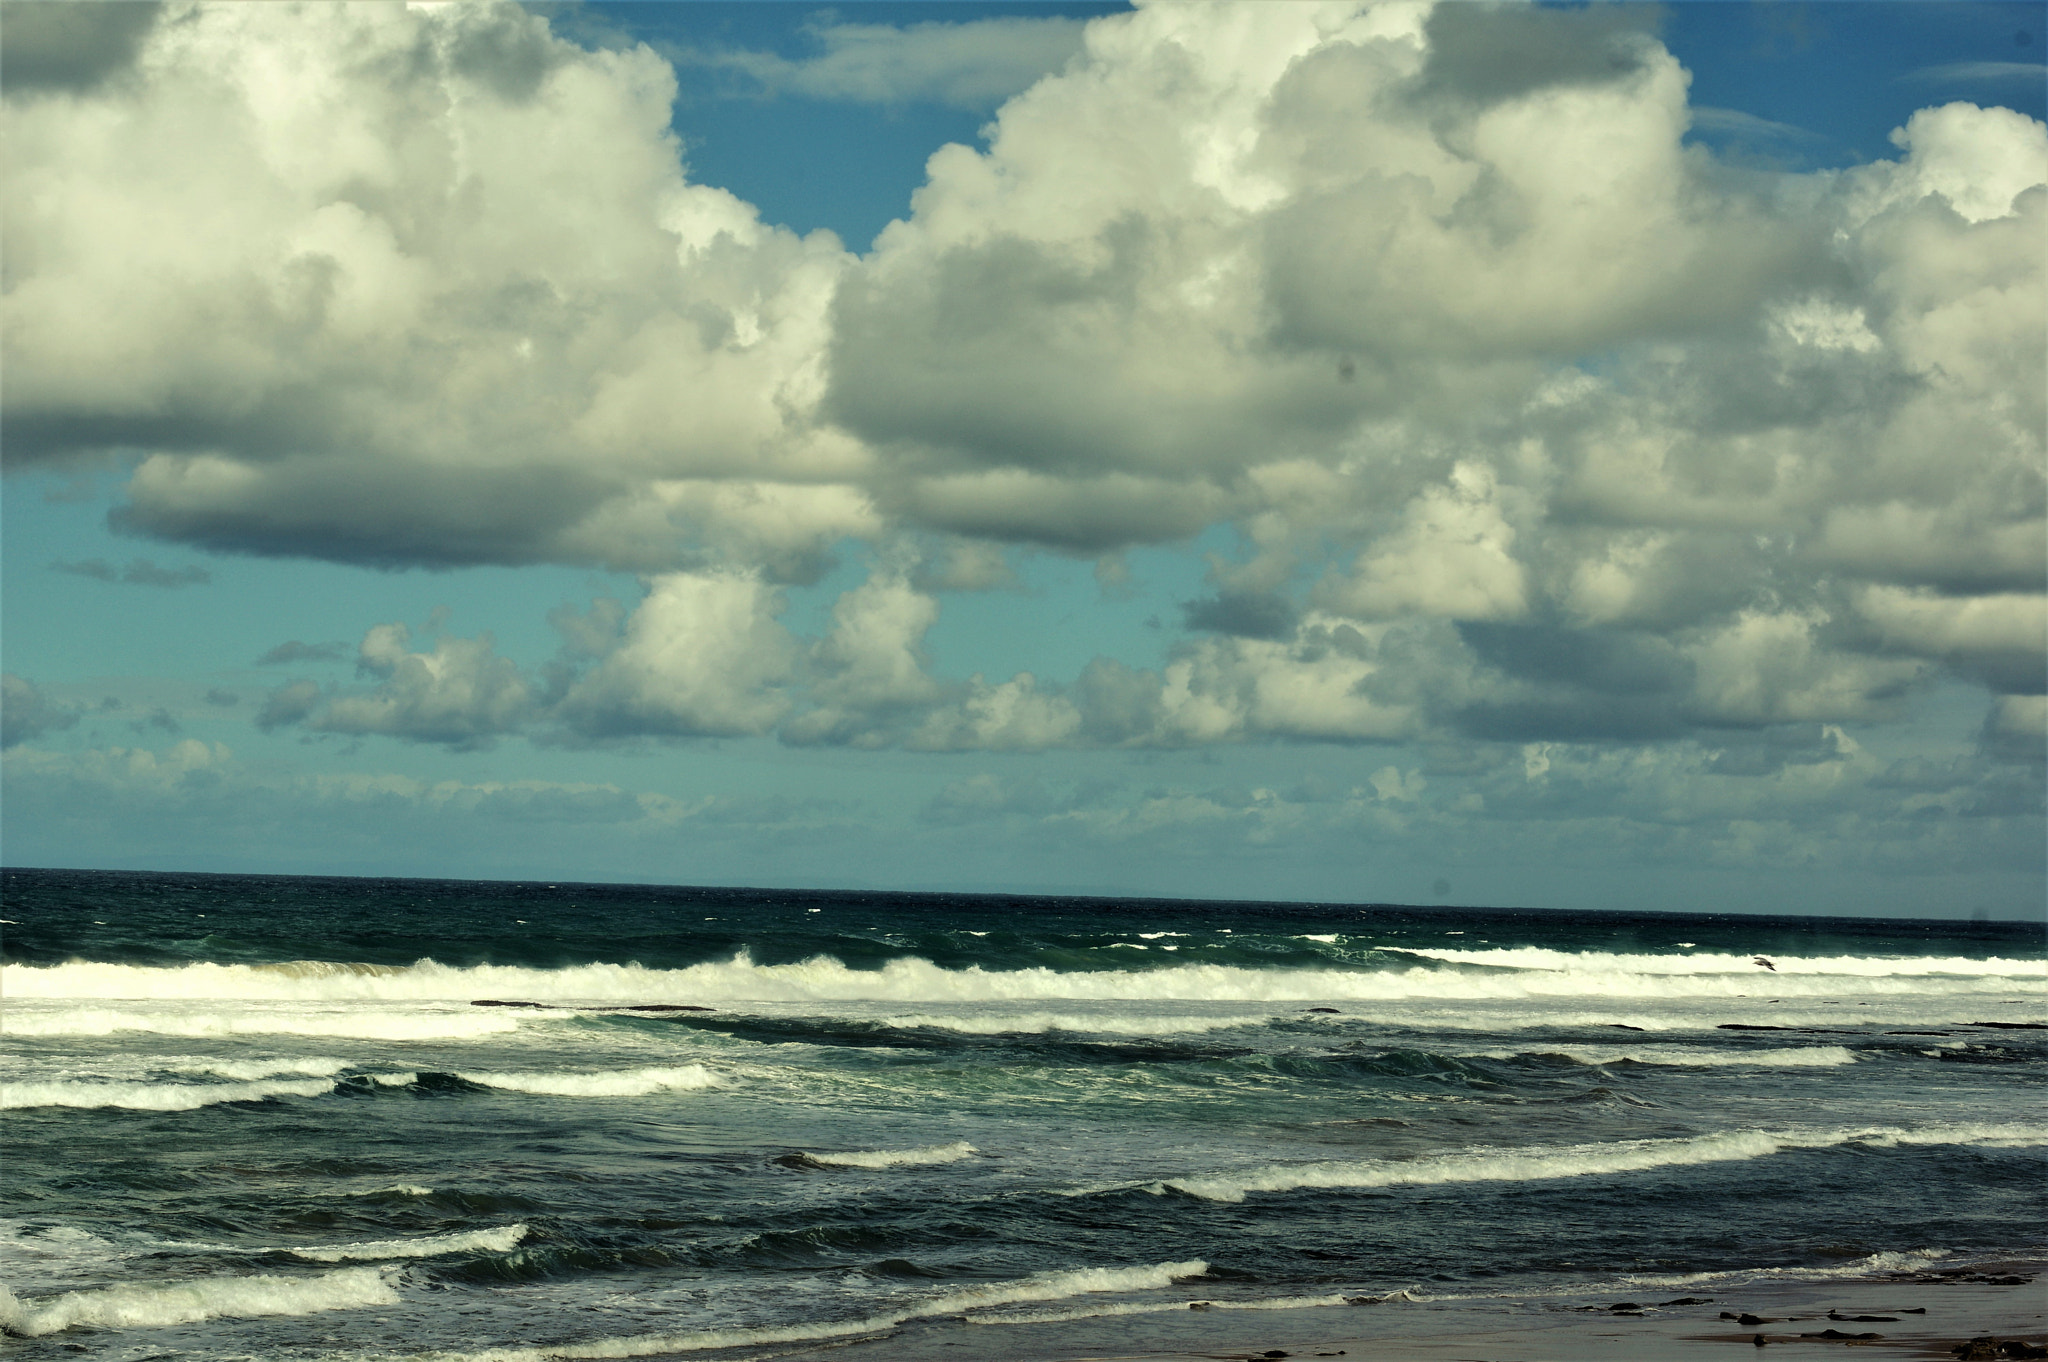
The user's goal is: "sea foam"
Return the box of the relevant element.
[0,1267,397,1336]
[0,1076,337,1111]
[455,1065,723,1097]
[290,1225,528,1262]
[878,1012,1271,1036]
[437,1259,1210,1361]
[1145,1121,2048,1202]
[1406,947,2048,978]
[803,1141,978,1168]
[9,948,2041,1009]
[2,1005,524,1040]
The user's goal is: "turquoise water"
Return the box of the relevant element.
[3,868,2043,1359]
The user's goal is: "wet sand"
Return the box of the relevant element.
[810,1263,2046,1362]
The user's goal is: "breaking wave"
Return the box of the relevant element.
[10,949,2042,1009]
[1136,1122,2048,1203]
[293,1225,528,1262]
[803,1142,978,1169]
[1,1076,337,1111]
[0,1267,397,1336]
[3,1005,525,1040]
[454,1065,723,1097]
[878,1011,1272,1035]
[1407,947,2048,978]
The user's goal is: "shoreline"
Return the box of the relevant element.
[781,1261,2047,1362]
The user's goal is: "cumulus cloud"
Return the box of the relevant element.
[308,623,539,750]
[554,571,798,739]
[2,674,80,748]
[6,1,2044,758]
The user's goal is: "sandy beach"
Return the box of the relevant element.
[819,1263,2047,1362]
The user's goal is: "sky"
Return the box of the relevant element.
[2,0,2044,918]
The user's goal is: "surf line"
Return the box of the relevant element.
[469,1000,715,1012]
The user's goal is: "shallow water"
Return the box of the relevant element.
[3,867,2042,1359]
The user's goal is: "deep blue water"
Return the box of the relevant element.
[3,867,2043,1359]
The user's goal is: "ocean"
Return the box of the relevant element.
[2,867,2043,1360]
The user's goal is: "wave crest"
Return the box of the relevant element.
[0,1267,397,1336]
[803,1142,978,1169]
[9,949,2042,1008]
[1145,1121,2048,1203]
[456,1065,723,1098]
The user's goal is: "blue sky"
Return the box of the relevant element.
[3,0,2043,916]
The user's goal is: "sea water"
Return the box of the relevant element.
[2,867,2043,1359]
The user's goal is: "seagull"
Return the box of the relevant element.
[1753,956,1777,971]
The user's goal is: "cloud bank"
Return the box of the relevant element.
[5,0,2043,763]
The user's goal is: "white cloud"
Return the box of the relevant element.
[679,17,1089,110]
[2,674,81,748]
[1318,463,1529,622]
[1859,587,2048,694]
[782,568,943,747]
[6,1,2043,758]
[309,623,539,750]
[555,570,797,739]
[1686,610,1924,726]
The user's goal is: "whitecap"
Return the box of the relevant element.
[803,1142,977,1169]
[6,948,2039,1012]
[877,1011,1268,1036]
[0,1267,397,1336]
[0,1077,336,1111]
[290,1224,527,1262]
[455,1065,723,1097]
[1140,1121,2048,1203]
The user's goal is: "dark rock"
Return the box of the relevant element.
[1964,1021,2048,1029]
[1303,1007,1341,1014]
[1830,1311,1899,1321]
[1885,1031,1953,1036]
[472,999,558,1009]
[1955,1339,2001,1361]
[1608,1302,1643,1311]
[1988,1275,2034,1285]
[1802,1330,1882,1339]
[1722,1312,1741,1320]
[1738,1313,1767,1326]
[1661,1297,1712,1306]
[1188,1301,1213,1310]
[1753,1335,1768,1348]
[1262,1352,1291,1359]
[1719,1024,1797,1031]
[1605,1023,1646,1031]
[2000,1342,2048,1359]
